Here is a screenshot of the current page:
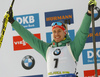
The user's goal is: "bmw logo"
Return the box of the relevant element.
[94,6,100,21]
[22,55,35,70]
[53,49,61,55]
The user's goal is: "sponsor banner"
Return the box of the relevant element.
[45,9,74,26]
[49,74,76,77]
[68,30,75,41]
[82,48,100,65]
[46,32,52,43]
[13,33,41,51]
[13,13,40,30]
[84,69,100,77]
[21,74,43,77]
[46,30,75,43]
[86,27,100,43]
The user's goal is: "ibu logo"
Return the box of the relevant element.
[82,48,100,65]
[13,13,40,30]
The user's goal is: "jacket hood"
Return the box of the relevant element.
[51,34,71,47]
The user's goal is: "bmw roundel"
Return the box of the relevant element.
[53,49,61,55]
[94,6,100,21]
[22,55,35,70]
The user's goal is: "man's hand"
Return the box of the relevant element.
[89,0,97,6]
[88,0,97,14]
[88,0,97,11]
[5,8,15,24]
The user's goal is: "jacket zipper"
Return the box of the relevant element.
[57,43,58,47]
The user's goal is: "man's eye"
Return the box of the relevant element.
[58,30,61,32]
[53,31,56,33]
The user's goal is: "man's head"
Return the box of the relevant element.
[51,22,67,43]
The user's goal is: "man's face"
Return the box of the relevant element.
[52,27,66,43]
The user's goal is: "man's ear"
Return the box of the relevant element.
[64,33,66,37]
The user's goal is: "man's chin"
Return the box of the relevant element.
[55,40,61,43]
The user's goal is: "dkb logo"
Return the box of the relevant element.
[82,48,100,64]
[13,13,40,30]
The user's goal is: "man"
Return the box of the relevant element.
[7,0,97,77]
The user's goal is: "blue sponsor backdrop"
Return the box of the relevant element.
[46,30,75,43]
[86,27,100,43]
[21,75,43,77]
[13,13,40,30]
[45,9,74,26]
[82,48,100,65]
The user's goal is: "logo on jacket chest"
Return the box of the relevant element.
[53,49,61,55]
